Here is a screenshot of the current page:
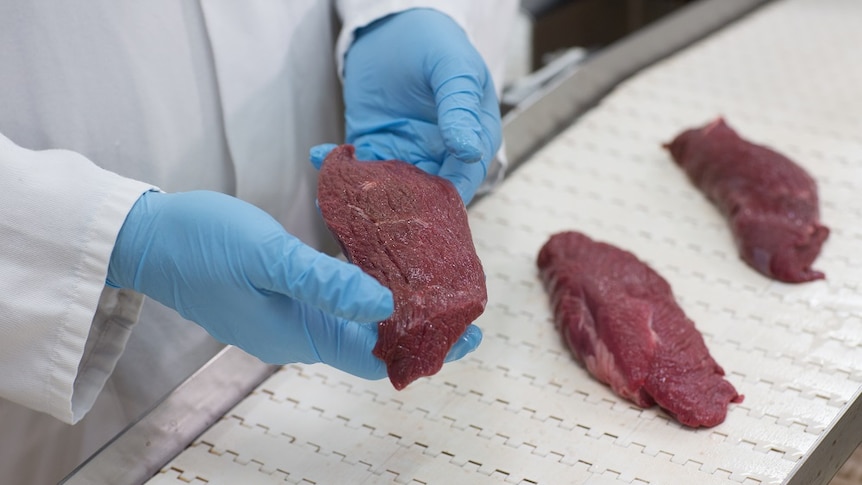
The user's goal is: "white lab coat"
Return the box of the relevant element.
[0,1,517,482]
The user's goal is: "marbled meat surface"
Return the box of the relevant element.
[317,145,487,390]
[537,231,742,428]
[664,117,829,283]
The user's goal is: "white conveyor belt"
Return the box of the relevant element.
[145,0,862,483]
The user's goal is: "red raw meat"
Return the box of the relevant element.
[537,231,742,428]
[664,117,829,283]
[317,145,487,390]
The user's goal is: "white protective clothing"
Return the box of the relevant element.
[0,1,518,483]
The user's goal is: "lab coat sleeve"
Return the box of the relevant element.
[0,133,155,424]
[335,0,519,193]
[335,0,519,90]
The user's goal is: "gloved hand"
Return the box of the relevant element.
[106,190,481,378]
[312,8,502,205]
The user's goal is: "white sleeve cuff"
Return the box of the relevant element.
[0,133,155,423]
[335,0,518,89]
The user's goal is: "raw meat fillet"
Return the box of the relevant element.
[317,144,487,390]
[664,117,829,283]
[537,231,742,428]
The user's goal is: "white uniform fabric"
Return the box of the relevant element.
[0,0,517,483]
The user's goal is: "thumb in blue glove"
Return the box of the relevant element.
[319,8,502,205]
[106,190,481,378]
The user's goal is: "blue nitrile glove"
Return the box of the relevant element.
[106,190,481,378]
[313,8,502,205]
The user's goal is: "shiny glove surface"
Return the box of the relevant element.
[313,8,502,205]
[106,190,480,378]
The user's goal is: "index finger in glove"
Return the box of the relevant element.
[436,151,487,205]
[443,324,483,362]
[309,316,388,380]
[258,239,394,324]
[309,143,339,170]
[432,57,501,167]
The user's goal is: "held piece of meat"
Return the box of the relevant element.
[664,117,829,283]
[537,231,743,428]
[317,145,487,390]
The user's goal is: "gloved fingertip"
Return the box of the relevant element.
[462,324,483,348]
[316,318,391,380]
[343,354,390,381]
[352,144,377,162]
[369,286,395,322]
[445,173,477,206]
[309,143,338,170]
[437,151,487,205]
[458,187,475,206]
[443,324,483,363]
[346,278,394,323]
[443,126,483,164]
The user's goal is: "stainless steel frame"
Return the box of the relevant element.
[502,0,774,171]
[62,347,277,485]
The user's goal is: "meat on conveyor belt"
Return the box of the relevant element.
[664,117,829,283]
[537,231,743,428]
[317,145,487,390]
